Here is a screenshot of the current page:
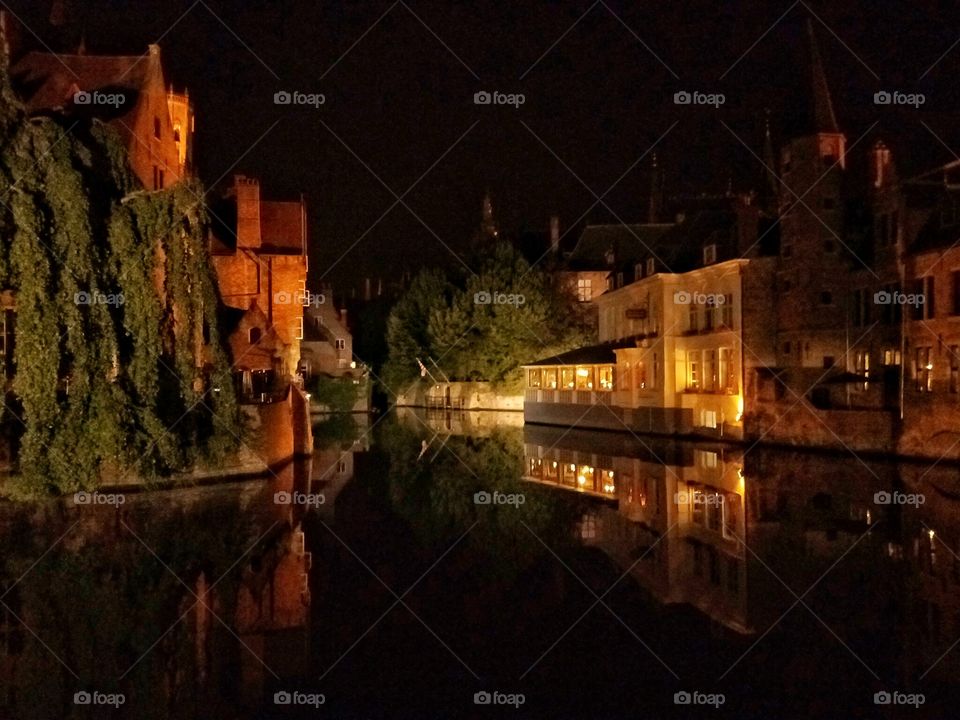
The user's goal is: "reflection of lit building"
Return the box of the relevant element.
[522,425,750,633]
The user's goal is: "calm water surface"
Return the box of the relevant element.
[1,409,958,719]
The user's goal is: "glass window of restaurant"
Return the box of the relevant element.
[575,366,594,390]
[561,367,576,389]
[598,365,614,390]
[527,368,542,388]
[543,368,558,389]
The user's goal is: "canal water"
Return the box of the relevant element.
[1,408,958,718]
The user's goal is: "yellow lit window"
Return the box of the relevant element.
[598,365,614,390]
[543,368,558,389]
[528,369,542,388]
[561,367,575,389]
[575,366,594,390]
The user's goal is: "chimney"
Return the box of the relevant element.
[363,277,371,301]
[872,140,892,189]
[234,175,261,249]
[549,215,560,254]
[339,307,348,327]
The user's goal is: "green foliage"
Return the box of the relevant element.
[308,374,360,412]
[382,242,590,393]
[0,64,239,494]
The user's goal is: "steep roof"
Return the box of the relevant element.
[11,49,159,145]
[804,19,840,135]
[260,200,305,253]
[206,194,306,256]
[567,223,674,271]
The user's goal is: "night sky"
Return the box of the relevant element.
[5,0,960,290]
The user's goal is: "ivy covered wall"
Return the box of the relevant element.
[0,60,239,494]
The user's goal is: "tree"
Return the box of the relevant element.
[382,242,590,393]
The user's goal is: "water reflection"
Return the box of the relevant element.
[2,411,960,716]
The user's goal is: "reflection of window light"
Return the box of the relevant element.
[552,461,558,468]
[576,368,589,377]
[577,475,586,486]
[569,464,576,471]
[928,529,936,540]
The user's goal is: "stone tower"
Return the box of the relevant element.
[166,86,194,177]
[775,19,848,370]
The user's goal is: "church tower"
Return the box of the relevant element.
[775,19,848,370]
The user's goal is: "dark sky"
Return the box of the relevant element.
[6,0,960,292]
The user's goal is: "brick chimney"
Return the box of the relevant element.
[234,175,261,249]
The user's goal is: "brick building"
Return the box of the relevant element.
[209,175,308,397]
[12,43,193,191]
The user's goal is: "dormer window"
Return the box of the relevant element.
[154,117,161,139]
[703,244,717,265]
[604,249,616,266]
[634,263,643,281]
[646,258,655,276]
[249,327,262,344]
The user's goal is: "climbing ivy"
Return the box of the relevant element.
[0,58,239,494]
